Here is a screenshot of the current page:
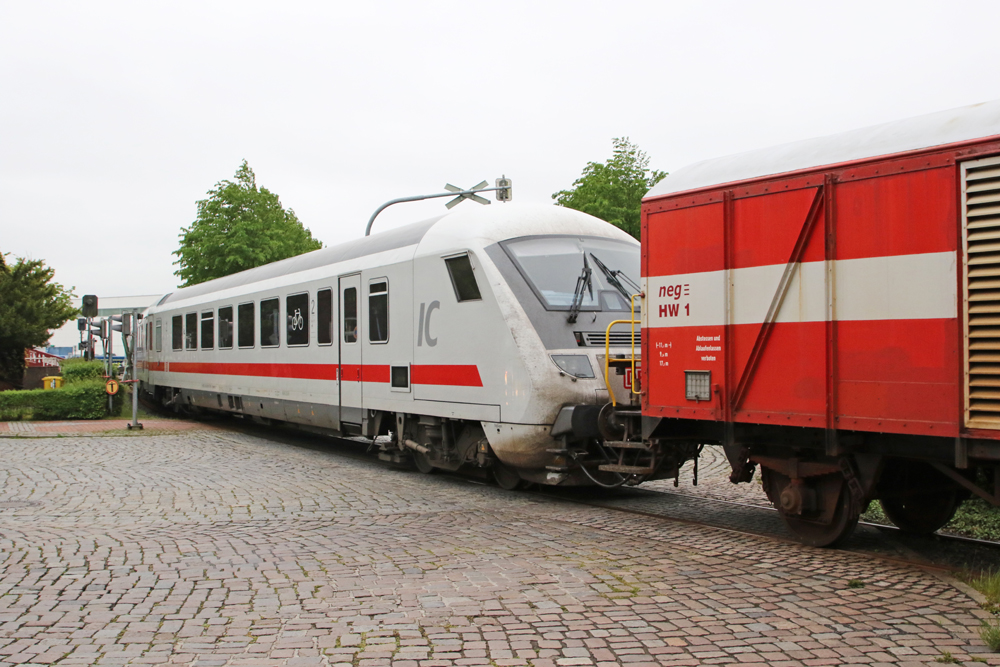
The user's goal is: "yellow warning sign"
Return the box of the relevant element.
[105,379,119,395]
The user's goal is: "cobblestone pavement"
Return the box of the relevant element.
[0,427,997,666]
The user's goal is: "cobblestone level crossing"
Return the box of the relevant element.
[0,430,995,666]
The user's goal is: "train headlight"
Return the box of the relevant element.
[550,355,595,378]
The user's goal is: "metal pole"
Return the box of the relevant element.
[106,322,113,415]
[130,310,142,430]
[365,186,506,236]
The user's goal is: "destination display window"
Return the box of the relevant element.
[172,315,182,350]
[286,293,309,346]
[369,280,388,343]
[201,311,214,349]
[238,302,254,348]
[445,254,482,302]
[218,306,234,349]
[317,289,333,345]
[260,298,280,347]
[343,287,358,343]
[185,313,197,349]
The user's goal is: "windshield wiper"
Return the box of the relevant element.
[567,253,593,324]
[589,253,641,306]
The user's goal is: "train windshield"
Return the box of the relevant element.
[502,235,641,312]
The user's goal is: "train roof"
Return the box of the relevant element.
[157,203,633,307]
[157,215,440,306]
[646,99,1000,199]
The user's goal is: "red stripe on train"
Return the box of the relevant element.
[168,362,339,380]
[411,364,483,387]
[155,362,483,387]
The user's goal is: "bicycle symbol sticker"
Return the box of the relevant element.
[290,309,305,331]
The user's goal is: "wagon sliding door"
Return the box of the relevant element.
[339,273,363,426]
[963,156,1000,429]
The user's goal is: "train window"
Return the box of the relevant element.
[218,306,234,349]
[343,287,358,343]
[172,315,182,350]
[445,254,482,302]
[369,280,388,343]
[286,293,309,346]
[391,365,410,390]
[260,298,280,347]
[185,313,197,349]
[317,289,333,345]
[502,236,640,311]
[201,311,214,349]
[155,318,162,352]
[238,302,254,348]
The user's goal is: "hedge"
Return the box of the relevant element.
[60,359,106,384]
[0,380,121,421]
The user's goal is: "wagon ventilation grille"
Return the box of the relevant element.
[578,331,638,347]
[964,157,1000,427]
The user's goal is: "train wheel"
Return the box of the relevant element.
[762,468,859,548]
[492,460,523,490]
[412,450,435,474]
[878,460,961,534]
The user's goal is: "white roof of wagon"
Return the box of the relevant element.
[647,99,1000,199]
[156,204,633,308]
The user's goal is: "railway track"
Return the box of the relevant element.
[531,483,1000,575]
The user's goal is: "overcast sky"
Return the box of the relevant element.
[4,1,1000,300]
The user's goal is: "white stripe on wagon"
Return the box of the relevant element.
[642,251,957,328]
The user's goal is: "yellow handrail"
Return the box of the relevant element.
[602,293,642,407]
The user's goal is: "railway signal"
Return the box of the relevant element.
[81,294,98,317]
[495,176,512,202]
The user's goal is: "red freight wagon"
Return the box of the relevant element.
[636,101,1000,546]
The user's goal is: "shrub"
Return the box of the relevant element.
[60,359,106,384]
[0,380,118,420]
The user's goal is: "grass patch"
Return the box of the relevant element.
[847,579,865,589]
[947,499,1000,542]
[980,618,1000,653]
[965,569,1000,616]
[861,501,890,525]
[863,498,1000,543]
[935,650,960,663]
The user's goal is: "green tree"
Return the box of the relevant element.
[553,137,667,239]
[0,254,78,387]
[173,160,323,287]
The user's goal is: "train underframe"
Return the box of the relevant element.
[145,382,684,490]
[614,411,1000,547]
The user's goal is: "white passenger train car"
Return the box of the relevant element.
[137,203,645,486]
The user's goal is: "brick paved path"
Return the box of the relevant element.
[0,428,996,666]
[0,420,215,437]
